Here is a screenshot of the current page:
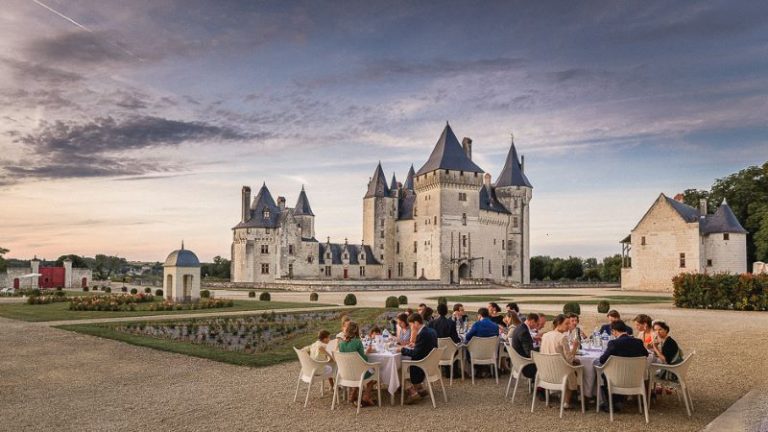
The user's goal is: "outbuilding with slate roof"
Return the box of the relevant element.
[163,242,201,302]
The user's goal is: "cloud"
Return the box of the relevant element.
[0,57,83,84]
[2,116,252,183]
[26,30,130,65]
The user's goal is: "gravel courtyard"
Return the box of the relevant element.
[1,294,766,431]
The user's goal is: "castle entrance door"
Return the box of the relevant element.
[458,263,470,279]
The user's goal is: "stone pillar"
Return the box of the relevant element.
[30,257,40,288]
[63,258,73,289]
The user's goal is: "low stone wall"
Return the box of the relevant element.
[203,279,492,292]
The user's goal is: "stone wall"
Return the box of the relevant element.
[702,232,747,274]
[203,279,491,292]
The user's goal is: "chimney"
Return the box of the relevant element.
[699,198,708,215]
[521,154,525,173]
[483,173,492,186]
[241,186,251,222]
[673,193,685,203]
[462,137,473,160]
[277,196,286,211]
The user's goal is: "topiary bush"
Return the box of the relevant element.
[121,286,127,292]
[130,288,138,295]
[54,290,66,297]
[144,287,152,294]
[597,300,610,314]
[310,292,319,302]
[563,302,581,315]
[201,289,210,298]
[92,286,99,291]
[104,287,112,293]
[398,295,408,305]
[259,291,271,301]
[155,289,163,297]
[30,288,41,297]
[248,290,256,298]
[344,293,357,306]
[83,286,89,292]
[437,296,448,305]
[385,296,399,308]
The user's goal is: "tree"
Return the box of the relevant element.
[201,256,231,279]
[0,247,8,273]
[600,254,622,282]
[54,254,92,268]
[682,188,710,211]
[93,254,127,280]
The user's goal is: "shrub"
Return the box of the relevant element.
[259,291,271,301]
[155,289,163,297]
[398,295,408,305]
[563,302,581,315]
[104,287,112,293]
[130,288,138,295]
[344,293,357,306]
[54,290,66,297]
[673,272,768,311]
[121,286,127,292]
[56,287,62,291]
[385,296,399,308]
[437,296,448,305]
[248,291,256,298]
[144,287,152,294]
[201,289,210,298]
[597,300,610,314]
[92,286,98,291]
[309,292,319,302]
[30,288,41,297]
[83,286,89,292]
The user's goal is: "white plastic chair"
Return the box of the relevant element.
[531,351,585,418]
[437,338,464,385]
[595,356,649,423]
[331,351,381,415]
[400,347,447,408]
[292,347,334,407]
[326,338,339,353]
[505,344,534,403]
[466,336,499,384]
[648,351,696,417]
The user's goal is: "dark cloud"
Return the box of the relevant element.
[27,31,129,65]
[0,57,82,84]
[111,90,148,110]
[2,116,252,183]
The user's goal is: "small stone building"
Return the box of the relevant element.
[163,243,201,302]
[2,257,92,290]
[620,193,748,292]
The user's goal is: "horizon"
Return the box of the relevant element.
[2,1,767,262]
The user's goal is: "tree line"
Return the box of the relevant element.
[530,254,622,282]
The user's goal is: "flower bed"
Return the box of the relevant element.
[144,299,233,311]
[68,293,155,311]
[27,294,69,305]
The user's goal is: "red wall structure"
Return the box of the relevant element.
[39,267,65,288]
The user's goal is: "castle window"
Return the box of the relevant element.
[414,222,417,232]
[263,209,270,219]
[462,235,467,248]
[502,240,505,250]
[359,266,366,277]
[288,263,293,277]
[513,216,519,228]
[707,259,713,267]
[460,171,464,176]
[433,216,437,225]
[261,263,269,274]
[380,230,384,238]
[641,236,646,245]
[380,219,384,227]
[458,192,467,202]
[514,199,518,209]
[494,239,496,245]
[414,206,418,217]
[724,233,730,241]
[413,262,418,277]
[307,255,313,263]
[445,169,449,174]
[413,241,417,253]
[679,253,686,268]
[507,265,512,276]
[324,266,331,276]
[288,245,294,255]
[398,262,403,277]
[326,252,331,260]
[396,242,400,254]
[462,213,467,226]
[260,245,269,254]
[343,253,348,260]
[488,260,492,274]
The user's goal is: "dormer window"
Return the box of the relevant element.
[263,209,270,219]
[343,253,348,260]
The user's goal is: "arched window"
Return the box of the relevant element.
[462,213,467,225]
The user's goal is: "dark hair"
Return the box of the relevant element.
[369,326,382,336]
[633,314,653,327]
[478,307,490,318]
[610,320,628,333]
[506,302,519,313]
[565,312,578,319]
[488,302,501,313]
[607,309,621,319]
[344,321,360,341]
[453,303,464,312]
[418,303,427,308]
[407,313,424,324]
[397,313,409,324]
[653,321,670,332]
[422,306,434,320]
[552,314,567,327]
[405,308,414,315]
[526,312,539,322]
[505,311,522,326]
[318,330,330,340]
[437,303,448,316]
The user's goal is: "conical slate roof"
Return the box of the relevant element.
[479,184,510,213]
[495,140,532,188]
[390,173,398,191]
[404,165,415,190]
[365,162,390,198]
[294,185,314,216]
[701,201,748,234]
[416,123,483,176]
[234,183,281,228]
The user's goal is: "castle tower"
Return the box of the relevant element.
[494,135,533,284]
[414,123,485,283]
[294,185,316,239]
[362,162,396,277]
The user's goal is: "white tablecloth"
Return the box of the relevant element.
[368,352,401,395]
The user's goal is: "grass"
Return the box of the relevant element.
[0,299,328,322]
[517,295,672,306]
[57,308,386,368]
[426,293,581,303]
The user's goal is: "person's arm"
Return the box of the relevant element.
[661,337,679,364]
[465,323,477,342]
[354,339,369,362]
[599,342,614,365]
[450,321,460,343]
[521,331,534,357]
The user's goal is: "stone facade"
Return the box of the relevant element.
[621,194,748,292]
[1,257,92,290]
[231,124,533,285]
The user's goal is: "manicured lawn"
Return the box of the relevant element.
[57,308,387,368]
[426,293,581,303]
[0,299,328,322]
[517,295,672,305]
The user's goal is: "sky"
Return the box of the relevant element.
[1,0,767,263]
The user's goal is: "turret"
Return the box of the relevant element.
[363,162,396,275]
[294,185,316,239]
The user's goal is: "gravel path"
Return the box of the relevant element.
[2,301,767,432]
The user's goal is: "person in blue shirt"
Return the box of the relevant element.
[465,307,499,342]
[599,310,633,336]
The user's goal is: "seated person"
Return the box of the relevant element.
[428,302,460,343]
[395,313,411,346]
[651,321,683,382]
[598,320,648,412]
[465,307,499,342]
[309,330,334,387]
[417,303,427,316]
[633,314,654,347]
[336,315,351,340]
[421,306,434,323]
[488,302,504,326]
[504,311,522,340]
[541,314,580,408]
[565,312,586,342]
[452,303,467,327]
[368,326,382,339]
[399,313,438,403]
[600,310,633,336]
[511,313,539,380]
[531,313,547,349]
[506,302,520,315]
[338,321,376,407]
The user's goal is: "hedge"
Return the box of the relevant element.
[563,302,581,315]
[259,291,271,301]
[673,272,768,311]
[310,292,319,302]
[398,295,408,305]
[597,300,610,314]
[344,293,357,306]
[385,296,399,308]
